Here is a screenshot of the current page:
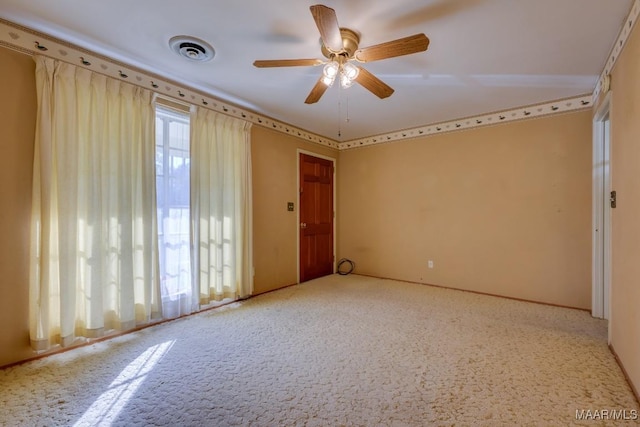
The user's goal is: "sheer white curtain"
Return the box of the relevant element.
[190,107,253,305]
[30,56,160,351]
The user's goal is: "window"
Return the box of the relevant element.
[155,105,192,318]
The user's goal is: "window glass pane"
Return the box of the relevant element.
[155,105,192,318]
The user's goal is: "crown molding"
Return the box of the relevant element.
[593,0,640,102]
[342,0,638,150]
[0,18,339,150]
[338,95,592,150]
[2,11,634,151]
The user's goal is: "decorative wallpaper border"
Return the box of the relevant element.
[0,18,338,150]
[593,0,640,102]
[341,0,640,150]
[338,95,592,150]
[2,0,639,152]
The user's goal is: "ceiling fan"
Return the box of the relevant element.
[253,4,430,104]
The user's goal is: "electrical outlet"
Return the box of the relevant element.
[428,260,434,269]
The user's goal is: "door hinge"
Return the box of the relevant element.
[610,190,617,208]
[300,187,303,194]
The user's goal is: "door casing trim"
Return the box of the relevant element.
[592,92,612,332]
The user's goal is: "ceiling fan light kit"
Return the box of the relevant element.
[253,4,430,104]
[340,72,354,88]
[322,60,339,86]
[321,57,360,88]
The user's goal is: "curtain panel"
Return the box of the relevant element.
[190,107,253,305]
[29,56,161,351]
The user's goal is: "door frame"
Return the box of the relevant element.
[592,92,612,324]
[296,149,337,283]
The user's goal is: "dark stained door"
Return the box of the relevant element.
[299,153,334,282]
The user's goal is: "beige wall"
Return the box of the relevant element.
[609,17,640,396]
[0,48,36,367]
[251,126,338,295]
[338,111,593,309]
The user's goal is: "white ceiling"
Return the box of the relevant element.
[0,0,633,141]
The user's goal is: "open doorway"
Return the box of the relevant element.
[592,94,611,322]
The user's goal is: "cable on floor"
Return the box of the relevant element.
[337,258,355,275]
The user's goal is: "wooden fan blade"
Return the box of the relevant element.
[310,4,343,53]
[354,33,430,63]
[305,77,330,104]
[253,59,324,68]
[355,67,394,99]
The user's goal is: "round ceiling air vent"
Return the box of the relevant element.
[169,36,215,62]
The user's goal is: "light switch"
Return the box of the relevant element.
[287,202,294,212]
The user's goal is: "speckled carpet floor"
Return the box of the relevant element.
[1,274,638,426]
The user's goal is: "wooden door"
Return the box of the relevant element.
[299,153,334,282]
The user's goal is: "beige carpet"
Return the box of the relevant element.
[1,274,638,426]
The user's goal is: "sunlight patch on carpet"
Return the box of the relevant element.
[73,340,175,427]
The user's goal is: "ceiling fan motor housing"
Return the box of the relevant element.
[321,28,360,59]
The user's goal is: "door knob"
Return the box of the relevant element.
[300,222,307,229]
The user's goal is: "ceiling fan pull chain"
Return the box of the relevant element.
[346,92,350,124]
[337,84,342,138]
